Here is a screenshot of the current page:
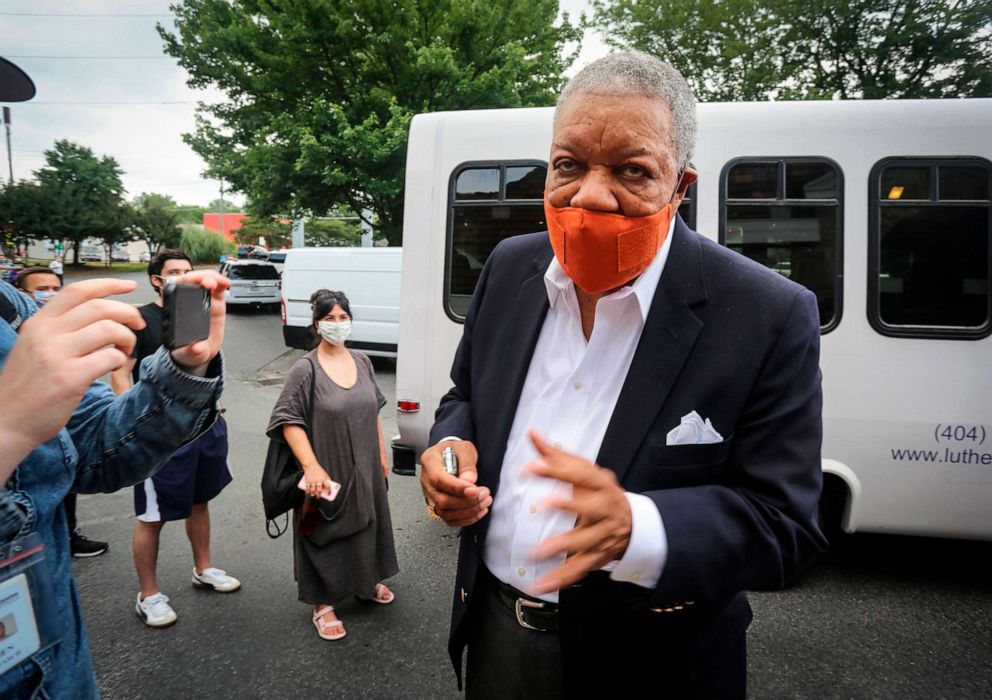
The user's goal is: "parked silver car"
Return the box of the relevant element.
[219,260,281,307]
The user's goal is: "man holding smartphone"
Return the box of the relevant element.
[110,249,241,629]
[14,269,110,559]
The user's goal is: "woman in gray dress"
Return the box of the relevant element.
[267,289,398,640]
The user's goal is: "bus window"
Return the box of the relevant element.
[505,165,546,200]
[446,161,547,321]
[869,158,991,339]
[677,181,697,230]
[455,168,500,200]
[720,157,843,331]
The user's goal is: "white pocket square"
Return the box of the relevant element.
[666,411,724,446]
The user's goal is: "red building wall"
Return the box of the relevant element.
[202,212,247,241]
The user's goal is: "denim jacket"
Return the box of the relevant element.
[0,282,224,699]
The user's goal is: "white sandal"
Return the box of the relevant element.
[367,583,395,605]
[312,605,346,640]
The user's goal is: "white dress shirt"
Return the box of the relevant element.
[482,218,676,603]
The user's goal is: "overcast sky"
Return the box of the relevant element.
[1,0,608,208]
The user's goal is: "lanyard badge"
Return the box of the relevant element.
[0,533,63,675]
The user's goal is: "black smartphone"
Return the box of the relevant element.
[162,281,211,350]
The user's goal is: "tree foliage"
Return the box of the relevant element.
[304,219,364,248]
[234,216,292,249]
[235,215,365,249]
[180,225,235,263]
[0,141,131,264]
[207,197,241,213]
[133,192,178,210]
[181,206,210,225]
[159,0,581,244]
[95,207,133,268]
[0,181,47,256]
[592,0,992,101]
[131,193,184,256]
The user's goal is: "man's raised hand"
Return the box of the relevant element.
[168,270,229,372]
[0,278,145,457]
[526,430,633,595]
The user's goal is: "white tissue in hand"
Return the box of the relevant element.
[666,411,724,445]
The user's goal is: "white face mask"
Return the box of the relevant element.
[318,320,352,345]
[33,290,58,306]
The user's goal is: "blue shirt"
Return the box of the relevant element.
[0,281,224,699]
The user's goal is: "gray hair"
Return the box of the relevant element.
[556,51,697,168]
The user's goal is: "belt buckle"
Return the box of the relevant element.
[514,597,546,631]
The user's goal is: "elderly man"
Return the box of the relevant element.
[420,51,827,698]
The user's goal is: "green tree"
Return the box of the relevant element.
[592,0,992,101]
[305,218,364,247]
[0,181,48,255]
[592,0,787,101]
[207,197,241,213]
[235,215,364,249]
[174,204,208,225]
[180,225,235,263]
[131,194,184,256]
[235,216,292,249]
[32,140,129,265]
[159,0,581,245]
[133,192,178,210]
[96,204,134,268]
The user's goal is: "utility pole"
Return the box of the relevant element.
[218,179,226,239]
[360,208,373,247]
[291,218,305,248]
[3,107,13,185]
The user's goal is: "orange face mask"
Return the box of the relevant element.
[544,198,673,295]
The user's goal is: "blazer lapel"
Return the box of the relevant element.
[479,246,552,490]
[597,221,708,483]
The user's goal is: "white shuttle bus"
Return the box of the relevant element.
[392,100,992,541]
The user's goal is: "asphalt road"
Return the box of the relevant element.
[64,270,992,699]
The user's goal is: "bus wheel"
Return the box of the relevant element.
[818,474,849,550]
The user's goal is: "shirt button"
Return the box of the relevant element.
[529,504,537,514]
[554,442,562,450]
[518,566,527,576]
[573,381,582,390]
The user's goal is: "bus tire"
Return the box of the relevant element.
[818,474,849,550]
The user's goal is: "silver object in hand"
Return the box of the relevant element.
[442,446,459,476]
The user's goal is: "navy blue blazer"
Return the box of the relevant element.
[430,218,827,689]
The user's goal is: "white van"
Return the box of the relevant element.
[391,101,992,541]
[280,247,402,357]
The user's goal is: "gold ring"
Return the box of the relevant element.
[426,503,443,521]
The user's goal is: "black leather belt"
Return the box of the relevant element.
[492,576,559,633]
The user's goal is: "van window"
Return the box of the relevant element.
[869,158,991,339]
[720,157,843,331]
[446,161,547,320]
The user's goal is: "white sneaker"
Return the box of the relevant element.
[192,567,241,593]
[135,592,177,628]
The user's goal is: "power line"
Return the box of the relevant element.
[0,13,172,18]
[20,101,198,106]
[5,55,172,60]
